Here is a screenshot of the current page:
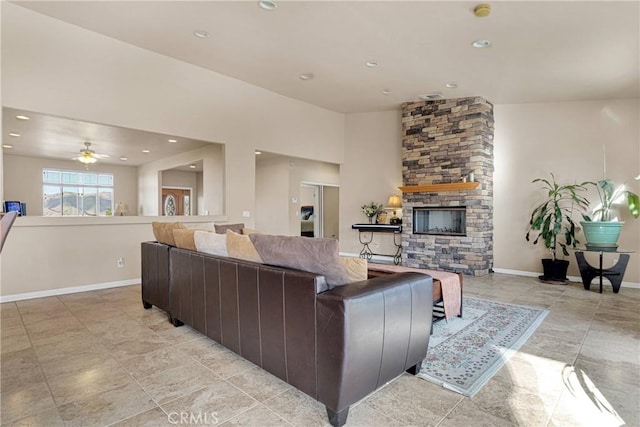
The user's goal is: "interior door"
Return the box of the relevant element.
[322,186,339,239]
[162,188,191,216]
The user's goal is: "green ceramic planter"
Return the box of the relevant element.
[580,221,623,249]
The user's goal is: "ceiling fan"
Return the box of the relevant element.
[73,141,109,165]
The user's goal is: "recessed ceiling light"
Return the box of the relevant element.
[366,60,378,68]
[3,144,13,149]
[119,156,128,161]
[299,73,314,81]
[8,132,20,137]
[193,30,209,38]
[16,115,30,120]
[445,82,458,89]
[255,150,262,155]
[258,0,277,11]
[382,89,392,95]
[142,149,151,154]
[189,164,197,169]
[419,93,444,101]
[168,139,178,143]
[472,39,492,48]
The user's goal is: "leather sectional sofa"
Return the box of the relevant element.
[141,241,433,427]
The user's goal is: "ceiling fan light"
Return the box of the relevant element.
[79,154,97,164]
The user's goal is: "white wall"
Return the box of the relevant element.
[342,102,639,284]
[342,111,404,256]
[2,3,345,222]
[1,4,344,296]
[196,172,204,215]
[3,155,138,216]
[255,155,290,235]
[494,98,640,283]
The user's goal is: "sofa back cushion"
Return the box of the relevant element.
[249,235,350,288]
[215,223,245,235]
[183,222,216,232]
[226,230,263,263]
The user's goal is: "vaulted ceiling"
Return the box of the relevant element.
[3,1,638,164]
[11,1,639,114]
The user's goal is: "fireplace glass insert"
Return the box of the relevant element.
[413,206,466,236]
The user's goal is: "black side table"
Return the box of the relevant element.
[574,249,634,294]
[351,224,402,265]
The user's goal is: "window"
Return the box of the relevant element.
[43,169,114,216]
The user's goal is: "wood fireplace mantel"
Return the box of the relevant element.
[399,182,480,193]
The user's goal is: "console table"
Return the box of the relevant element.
[352,224,402,265]
[574,248,633,294]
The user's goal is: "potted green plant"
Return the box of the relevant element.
[526,174,590,282]
[580,176,639,249]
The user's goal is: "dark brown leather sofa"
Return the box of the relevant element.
[141,242,433,427]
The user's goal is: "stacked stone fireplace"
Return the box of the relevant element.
[401,97,494,276]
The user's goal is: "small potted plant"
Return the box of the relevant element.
[362,202,383,224]
[581,176,639,249]
[526,174,590,282]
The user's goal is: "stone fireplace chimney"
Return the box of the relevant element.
[401,97,494,276]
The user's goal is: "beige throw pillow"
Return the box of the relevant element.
[152,221,185,246]
[249,234,350,288]
[226,230,262,263]
[341,257,368,283]
[173,229,197,251]
[194,231,228,257]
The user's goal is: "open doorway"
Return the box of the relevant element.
[300,183,339,239]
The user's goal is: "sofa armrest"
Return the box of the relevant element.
[316,272,433,414]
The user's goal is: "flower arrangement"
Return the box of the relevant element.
[362,202,383,223]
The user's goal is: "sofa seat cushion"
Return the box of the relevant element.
[341,257,368,283]
[249,235,350,288]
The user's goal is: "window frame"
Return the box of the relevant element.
[42,168,115,217]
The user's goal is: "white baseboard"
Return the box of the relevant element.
[336,257,640,289]
[0,279,141,303]
[492,268,640,289]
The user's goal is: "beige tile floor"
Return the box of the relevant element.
[1,273,638,426]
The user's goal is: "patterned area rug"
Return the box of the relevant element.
[417,297,548,397]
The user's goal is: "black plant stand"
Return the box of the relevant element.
[574,249,633,294]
